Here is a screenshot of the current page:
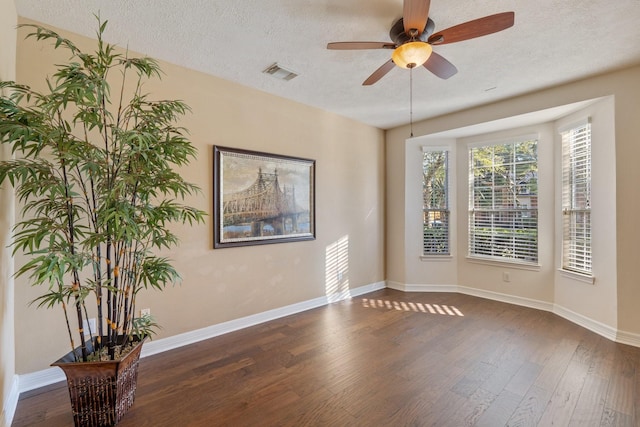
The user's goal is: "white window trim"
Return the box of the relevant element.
[466,255,541,271]
[559,117,592,276]
[421,145,452,257]
[558,268,595,284]
[420,254,454,262]
[422,145,451,152]
[467,134,540,265]
[558,117,590,134]
[466,133,539,150]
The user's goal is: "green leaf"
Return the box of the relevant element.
[2,18,207,360]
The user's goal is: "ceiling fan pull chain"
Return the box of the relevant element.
[410,66,414,138]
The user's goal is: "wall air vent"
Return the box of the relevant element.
[262,63,298,81]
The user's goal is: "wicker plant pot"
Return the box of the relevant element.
[52,337,145,427]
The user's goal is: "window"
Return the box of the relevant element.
[561,120,591,274]
[469,138,538,263]
[422,149,449,255]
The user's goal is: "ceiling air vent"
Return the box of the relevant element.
[262,63,298,81]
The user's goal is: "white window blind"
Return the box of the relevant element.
[422,150,449,255]
[468,139,538,263]
[561,120,592,274]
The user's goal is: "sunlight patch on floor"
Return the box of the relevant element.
[361,299,464,316]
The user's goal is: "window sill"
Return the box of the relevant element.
[420,255,453,262]
[466,256,541,271]
[558,269,595,284]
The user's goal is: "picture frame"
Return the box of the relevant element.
[213,146,316,248]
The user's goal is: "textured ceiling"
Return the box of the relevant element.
[13,0,640,129]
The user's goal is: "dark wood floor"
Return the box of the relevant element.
[12,289,640,426]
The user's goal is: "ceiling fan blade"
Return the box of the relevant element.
[403,0,431,35]
[428,12,514,45]
[327,41,396,50]
[423,51,457,79]
[363,59,396,86]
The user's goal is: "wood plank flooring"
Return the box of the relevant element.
[12,289,640,426]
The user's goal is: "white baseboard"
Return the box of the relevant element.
[17,365,65,394]
[17,281,387,394]
[15,277,638,407]
[457,286,555,313]
[390,282,554,313]
[397,283,458,293]
[553,304,618,341]
[141,280,386,358]
[616,329,640,347]
[390,281,637,348]
[2,375,18,427]
[385,280,405,291]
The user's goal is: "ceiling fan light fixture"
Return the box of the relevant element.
[392,41,433,69]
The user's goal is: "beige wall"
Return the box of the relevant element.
[9,15,640,381]
[553,98,617,326]
[384,128,406,284]
[386,66,640,336]
[457,123,556,303]
[13,20,385,373]
[0,0,17,424]
[402,136,459,287]
[610,72,640,336]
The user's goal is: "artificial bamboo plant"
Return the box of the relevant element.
[0,19,206,362]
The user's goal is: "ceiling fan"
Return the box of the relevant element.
[327,0,515,85]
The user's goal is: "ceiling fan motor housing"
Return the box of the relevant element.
[390,17,435,45]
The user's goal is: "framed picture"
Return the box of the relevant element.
[213,146,316,248]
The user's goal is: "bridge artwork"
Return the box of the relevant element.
[222,167,310,239]
[214,146,315,248]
